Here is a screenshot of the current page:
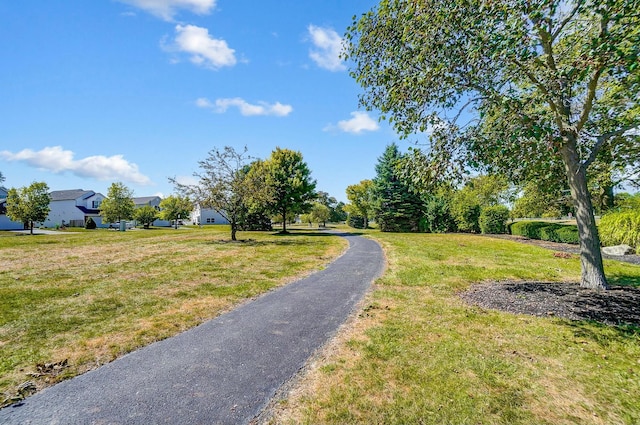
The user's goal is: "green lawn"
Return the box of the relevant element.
[0,226,346,406]
[271,232,640,425]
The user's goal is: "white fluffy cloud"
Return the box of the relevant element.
[0,146,152,185]
[171,24,236,69]
[118,0,216,21]
[307,25,346,72]
[325,112,379,134]
[196,97,293,117]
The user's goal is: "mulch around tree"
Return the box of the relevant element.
[459,235,640,327]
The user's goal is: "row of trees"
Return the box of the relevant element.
[173,146,323,241]
[1,179,193,234]
[1,147,331,240]
[100,182,194,230]
[345,144,514,234]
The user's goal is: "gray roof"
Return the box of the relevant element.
[50,189,94,201]
[133,196,161,205]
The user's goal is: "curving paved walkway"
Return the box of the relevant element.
[0,233,384,425]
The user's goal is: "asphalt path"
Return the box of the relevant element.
[0,232,384,425]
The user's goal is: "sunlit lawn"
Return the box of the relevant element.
[271,232,640,425]
[0,225,346,405]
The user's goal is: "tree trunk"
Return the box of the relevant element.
[281,207,288,233]
[560,138,608,290]
[231,222,237,241]
[30,220,34,235]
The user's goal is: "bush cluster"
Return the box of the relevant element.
[348,215,366,229]
[479,205,510,234]
[599,210,640,250]
[85,217,97,230]
[510,221,579,244]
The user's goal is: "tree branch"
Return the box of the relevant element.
[582,123,640,169]
[575,14,610,132]
[551,0,584,41]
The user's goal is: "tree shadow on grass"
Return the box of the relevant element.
[271,229,365,237]
[203,229,364,246]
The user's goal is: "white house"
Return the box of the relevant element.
[190,204,230,225]
[133,196,170,227]
[44,189,106,228]
[0,186,24,230]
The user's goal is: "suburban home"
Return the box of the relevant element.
[44,189,106,228]
[190,204,230,225]
[133,196,170,227]
[0,186,25,230]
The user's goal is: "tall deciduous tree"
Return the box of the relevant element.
[159,195,192,229]
[261,147,316,233]
[100,182,135,225]
[171,146,263,241]
[345,179,374,228]
[6,182,51,234]
[346,0,640,289]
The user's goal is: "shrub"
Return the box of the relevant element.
[348,215,366,229]
[555,226,580,244]
[85,217,97,229]
[452,202,480,233]
[599,210,640,250]
[479,205,510,234]
[511,221,579,244]
[510,221,550,239]
[422,195,456,233]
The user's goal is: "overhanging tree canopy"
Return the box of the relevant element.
[346,0,640,289]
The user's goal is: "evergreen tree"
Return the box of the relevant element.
[372,144,424,232]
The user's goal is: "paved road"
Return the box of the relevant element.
[0,233,384,425]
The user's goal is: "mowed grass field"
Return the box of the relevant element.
[269,232,640,425]
[0,226,347,406]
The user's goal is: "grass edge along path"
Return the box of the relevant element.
[265,232,640,425]
[0,226,347,407]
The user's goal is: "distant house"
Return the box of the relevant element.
[44,189,106,228]
[190,204,230,225]
[0,186,24,230]
[133,196,170,227]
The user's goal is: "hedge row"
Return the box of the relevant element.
[510,221,580,244]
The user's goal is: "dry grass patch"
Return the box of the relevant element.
[0,227,346,406]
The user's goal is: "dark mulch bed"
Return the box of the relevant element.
[461,282,640,327]
[460,235,640,327]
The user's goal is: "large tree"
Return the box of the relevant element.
[6,182,51,234]
[346,0,639,289]
[260,147,316,233]
[100,182,135,225]
[172,146,263,241]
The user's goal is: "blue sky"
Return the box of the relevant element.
[0,0,399,203]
